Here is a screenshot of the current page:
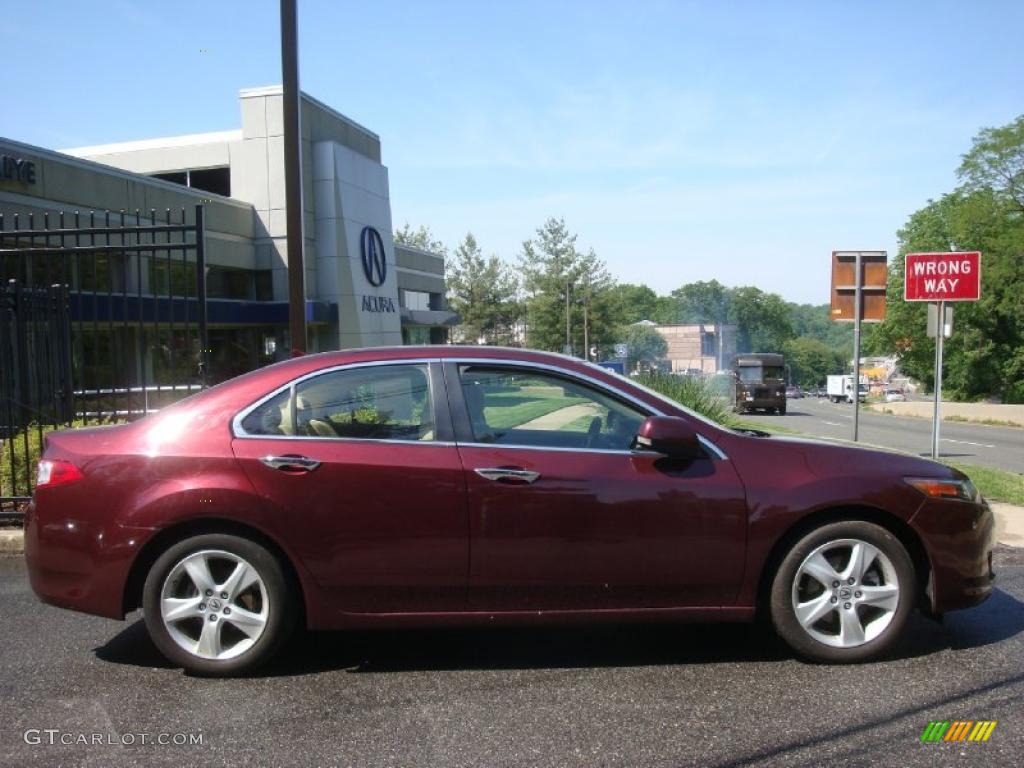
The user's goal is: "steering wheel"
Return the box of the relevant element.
[585,416,603,448]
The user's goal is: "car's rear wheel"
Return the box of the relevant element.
[143,534,296,676]
[770,521,915,663]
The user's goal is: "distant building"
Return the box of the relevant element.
[654,323,737,374]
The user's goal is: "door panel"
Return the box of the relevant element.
[230,361,467,613]
[448,363,747,611]
[233,438,467,613]
[461,444,747,610]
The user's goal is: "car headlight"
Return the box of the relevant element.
[904,476,980,503]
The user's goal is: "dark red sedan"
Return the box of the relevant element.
[25,347,994,675]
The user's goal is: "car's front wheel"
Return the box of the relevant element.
[142,534,296,676]
[770,520,915,663]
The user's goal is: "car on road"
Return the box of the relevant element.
[25,347,995,676]
[785,386,803,399]
[885,388,907,403]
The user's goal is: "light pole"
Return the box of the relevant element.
[281,0,306,354]
[564,280,572,356]
[579,291,591,361]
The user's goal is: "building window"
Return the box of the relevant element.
[207,267,253,300]
[188,167,230,197]
[403,326,431,345]
[402,290,431,311]
[148,257,197,297]
[255,270,273,301]
[150,166,230,198]
[701,331,716,357]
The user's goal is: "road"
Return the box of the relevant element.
[1,553,1022,768]
[741,397,1024,473]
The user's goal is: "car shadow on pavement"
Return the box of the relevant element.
[95,619,792,676]
[94,581,1024,676]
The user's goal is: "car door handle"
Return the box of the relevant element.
[260,455,321,472]
[474,467,540,484]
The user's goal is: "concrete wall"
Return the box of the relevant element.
[0,137,256,269]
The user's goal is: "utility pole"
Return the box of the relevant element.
[582,292,590,361]
[852,250,863,441]
[281,0,306,354]
[564,280,572,356]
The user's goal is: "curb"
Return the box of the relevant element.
[0,530,24,555]
[2,504,1023,555]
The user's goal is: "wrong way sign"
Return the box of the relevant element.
[904,252,981,301]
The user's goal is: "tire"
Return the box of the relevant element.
[143,533,297,676]
[769,520,915,663]
[778,404,787,416]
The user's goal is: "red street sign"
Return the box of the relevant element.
[904,252,981,302]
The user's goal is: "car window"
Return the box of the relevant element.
[459,365,646,450]
[241,364,435,441]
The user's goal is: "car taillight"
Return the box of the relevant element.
[36,459,84,488]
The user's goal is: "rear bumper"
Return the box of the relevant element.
[24,497,153,620]
[910,498,995,614]
[739,397,784,410]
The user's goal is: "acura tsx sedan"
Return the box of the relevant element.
[25,347,994,675]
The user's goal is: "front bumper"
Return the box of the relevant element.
[24,498,154,620]
[910,497,995,614]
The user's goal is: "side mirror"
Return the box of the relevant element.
[634,416,703,460]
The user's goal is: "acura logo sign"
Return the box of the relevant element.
[360,226,387,287]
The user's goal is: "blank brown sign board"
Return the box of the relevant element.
[830,250,887,322]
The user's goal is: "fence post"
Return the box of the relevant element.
[194,204,209,387]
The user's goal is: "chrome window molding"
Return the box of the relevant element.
[231,358,442,440]
[453,436,726,460]
[452,358,728,461]
[230,355,729,461]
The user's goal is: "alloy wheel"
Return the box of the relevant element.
[159,549,269,660]
[790,538,900,649]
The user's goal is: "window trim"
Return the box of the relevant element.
[231,359,452,445]
[444,359,728,460]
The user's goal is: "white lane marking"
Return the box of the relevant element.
[823,421,843,426]
[942,438,997,449]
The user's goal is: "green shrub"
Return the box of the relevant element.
[636,372,742,428]
[1,419,125,498]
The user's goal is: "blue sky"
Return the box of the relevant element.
[4,1,1021,304]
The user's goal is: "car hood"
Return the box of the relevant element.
[730,432,960,481]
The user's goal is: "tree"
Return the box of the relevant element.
[620,323,668,372]
[789,303,854,359]
[519,218,615,355]
[605,283,660,325]
[393,223,447,254]
[664,280,732,324]
[446,233,520,345]
[783,336,845,387]
[865,188,1024,401]
[958,115,1024,213]
[729,287,793,353]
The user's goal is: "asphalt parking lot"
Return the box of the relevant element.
[1,550,1021,768]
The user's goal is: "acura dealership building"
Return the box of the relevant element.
[0,86,455,380]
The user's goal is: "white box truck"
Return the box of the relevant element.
[827,375,868,403]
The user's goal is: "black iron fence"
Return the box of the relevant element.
[0,205,208,512]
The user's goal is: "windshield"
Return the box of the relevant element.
[736,365,784,382]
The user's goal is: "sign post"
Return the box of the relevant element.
[904,252,981,460]
[830,251,888,442]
